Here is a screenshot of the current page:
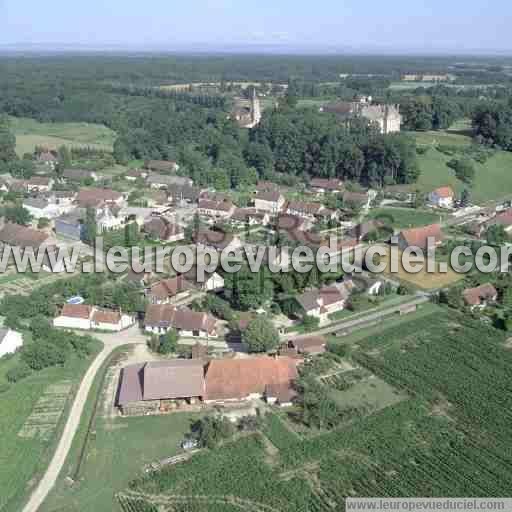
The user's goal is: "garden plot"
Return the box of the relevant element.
[18,381,72,441]
[321,366,407,420]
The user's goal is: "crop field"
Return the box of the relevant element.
[376,246,463,290]
[0,347,101,512]
[115,307,512,510]
[9,116,116,156]
[39,306,512,512]
[18,381,72,441]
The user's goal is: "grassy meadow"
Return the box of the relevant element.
[404,120,512,203]
[0,344,101,512]
[9,117,116,156]
[367,207,445,229]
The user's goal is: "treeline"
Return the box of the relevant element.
[472,100,512,150]
[1,274,146,327]
[6,317,97,384]
[1,55,491,87]
[251,108,419,187]
[105,84,227,108]
[399,95,466,131]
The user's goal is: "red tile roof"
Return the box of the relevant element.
[205,356,298,401]
[77,188,123,207]
[148,276,191,301]
[432,186,454,198]
[0,223,49,249]
[145,305,217,334]
[60,304,93,319]
[92,309,121,324]
[399,224,443,249]
[487,208,512,228]
[463,284,497,306]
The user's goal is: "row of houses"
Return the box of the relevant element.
[53,304,135,331]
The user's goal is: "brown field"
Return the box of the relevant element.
[374,246,463,290]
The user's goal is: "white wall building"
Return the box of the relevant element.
[0,329,24,358]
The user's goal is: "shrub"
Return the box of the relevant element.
[21,342,66,371]
[6,362,32,383]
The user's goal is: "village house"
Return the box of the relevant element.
[309,178,343,195]
[0,223,52,250]
[117,206,154,227]
[342,190,373,211]
[26,176,54,193]
[397,223,443,251]
[53,304,135,331]
[147,174,192,189]
[22,197,65,220]
[146,275,194,305]
[62,168,98,183]
[143,217,184,242]
[53,190,78,206]
[197,199,235,219]
[181,267,225,292]
[255,180,280,194]
[146,189,169,207]
[463,284,498,310]
[145,160,180,173]
[276,214,312,233]
[96,205,124,232]
[297,284,349,324]
[0,328,24,358]
[285,200,326,220]
[204,356,298,406]
[485,208,512,234]
[428,186,455,209]
[193,229,241,253]
[35,149,58,169]
[254,190,285,214]
[168,183,201,204]
[54,209,85,240]
[283,335,327,356]
[144,304,218,338]
[76,188,124,208]
[124,168,148,182]
[117,360,205,415]
[230,208,270,227]
[348,220,385,242]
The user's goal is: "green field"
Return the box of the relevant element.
[10,117,116,156]
[112,307,512,511]
[0,345,101,512]
[367,207,445,229]
[415,145,512,202]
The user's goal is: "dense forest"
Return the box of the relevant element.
[2,55,512,189]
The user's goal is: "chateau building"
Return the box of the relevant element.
[320,95,401,134]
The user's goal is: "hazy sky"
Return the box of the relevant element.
[1,0,510,53]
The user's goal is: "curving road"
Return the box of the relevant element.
[21,326,144,512]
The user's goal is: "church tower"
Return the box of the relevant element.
[251,88,261,127]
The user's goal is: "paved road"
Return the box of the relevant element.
[282,296,430,341]
[21,326,143,512]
